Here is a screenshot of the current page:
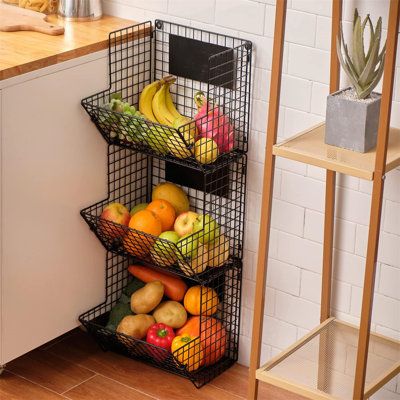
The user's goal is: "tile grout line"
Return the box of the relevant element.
[95,373,160,399]
[6,369,67,397]
[61,373,99,395]
[208,383,246,400]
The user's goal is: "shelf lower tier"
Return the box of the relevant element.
[256,318,400,400]
[273,123,400,180]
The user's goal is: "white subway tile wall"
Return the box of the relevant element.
[104,0,400,394]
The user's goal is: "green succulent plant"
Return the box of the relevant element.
[337,9,386,99]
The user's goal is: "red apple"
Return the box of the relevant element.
[99,202,130,240]
[174,211,199,237]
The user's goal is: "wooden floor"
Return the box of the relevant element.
[1,329,305,400]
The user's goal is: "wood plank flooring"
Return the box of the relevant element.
[1,329,305,400]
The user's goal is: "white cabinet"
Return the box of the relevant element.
[0,55,109,364]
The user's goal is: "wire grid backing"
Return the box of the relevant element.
[81,20,252,170]
[80,146,246,282]
[79,252,243,388]
[154,20,252,154]
[264,320,400,399]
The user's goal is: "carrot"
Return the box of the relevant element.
[127,265,188,302]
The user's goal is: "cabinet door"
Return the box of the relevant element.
[1,57,108,364]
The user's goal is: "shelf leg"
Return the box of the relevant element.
[247,2,287,399]
[353,2,400,399]
[320,0,342,324]
[317,1,342,393]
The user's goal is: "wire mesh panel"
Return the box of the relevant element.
[81,146,246,283]
[81,20,252,170]
[79,19,249,388]
[258,319,400,400]
[79,252,242,388]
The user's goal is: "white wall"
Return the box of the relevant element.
[103,0,400,395]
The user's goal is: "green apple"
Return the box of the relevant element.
[193,214,220,244]
[130,202,148,216]
[178,243,209,277]
[151,230,180,267]
[145,125,173,155]
[177,233,199,260]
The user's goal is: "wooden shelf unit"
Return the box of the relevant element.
[256,318,400,400]
[273,123,400,181]
[248,1,400,400]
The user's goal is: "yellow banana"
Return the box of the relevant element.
[139,80,162,122]
[152,83,175,126]
[165,83,183,120]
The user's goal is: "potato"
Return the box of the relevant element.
[131,281,164,314]
[153,301,187,329]
[116,314,155,339]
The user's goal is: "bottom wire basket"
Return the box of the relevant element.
[79,252,243,388]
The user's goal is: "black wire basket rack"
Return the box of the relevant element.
[79,252,243,388]
[81,145,247,283]
[81,20,252,170]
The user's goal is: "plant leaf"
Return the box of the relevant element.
[365,15,375,60]
[353,8,359,28]
[352,15,365,75]
[358,54,385,99]
[359,35,380,86]
[337,35,363,93]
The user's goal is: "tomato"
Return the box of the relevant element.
[171,334,204,372]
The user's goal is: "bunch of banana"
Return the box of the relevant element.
[139,76,198,159]
[139,76,183,126]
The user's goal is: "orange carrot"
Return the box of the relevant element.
[128,265,188,302]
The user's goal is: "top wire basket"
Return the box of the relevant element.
[81,20,252,170]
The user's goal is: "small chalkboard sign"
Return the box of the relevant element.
[168,34,235,90]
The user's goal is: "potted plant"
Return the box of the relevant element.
[325,9,386,153]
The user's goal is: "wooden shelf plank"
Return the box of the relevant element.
[273,123,400,180]
[256,319,400,400]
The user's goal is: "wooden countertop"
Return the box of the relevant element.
[0,15,138,81]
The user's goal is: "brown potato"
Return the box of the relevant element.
[116,314,155,339]
[153,301,187,329]
[130,281,164,314]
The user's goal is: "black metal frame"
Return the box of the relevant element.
[79,20,250,388]
[81,146,247,282]
[79,253,243,388]
[81,20,252,170]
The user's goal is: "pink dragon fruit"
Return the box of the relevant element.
[194,91,235,153]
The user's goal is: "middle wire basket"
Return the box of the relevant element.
[81,146,247,283]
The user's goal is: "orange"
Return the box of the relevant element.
[146,199,176,231]
[123,231,154,257]
[183,285,219,316]
[123,210,162,257]
[129,209,162,235]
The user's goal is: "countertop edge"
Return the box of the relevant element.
[0,15,140,82]
[0,39,109,82]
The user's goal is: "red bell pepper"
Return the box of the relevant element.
[194,91,235,153]
[146,323,175,351]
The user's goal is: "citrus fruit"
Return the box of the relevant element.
[146,199,176,231]
[183,285,219,316]
[123,210,162,257]
[129,209,162,235]
[152,182,190,215]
